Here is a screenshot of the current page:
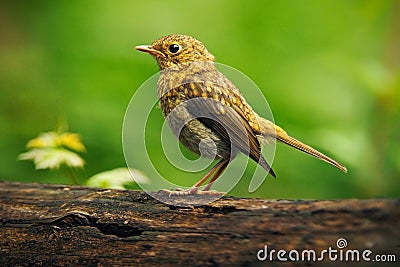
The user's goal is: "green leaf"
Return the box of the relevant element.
[18,148,85,169]
[26,131,86,152]
[59,133,86,152]
[26,132,59,149]
[86,167,149,189]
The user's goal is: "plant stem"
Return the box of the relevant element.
[65,167,79,185]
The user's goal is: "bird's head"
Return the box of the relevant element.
[136,34,215,70]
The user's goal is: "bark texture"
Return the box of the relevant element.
[0,181,399,266]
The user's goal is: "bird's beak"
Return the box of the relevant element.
[135,45,165,57]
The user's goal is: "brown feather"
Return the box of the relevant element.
[185,91,276,177]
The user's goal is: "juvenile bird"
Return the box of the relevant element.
[136,34,347,195]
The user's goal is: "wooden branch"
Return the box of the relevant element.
[0,181,399,266]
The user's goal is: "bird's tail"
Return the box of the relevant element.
[275,131,347,173]
[257,117,347,173]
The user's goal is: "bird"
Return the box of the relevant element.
[136,34,347,195]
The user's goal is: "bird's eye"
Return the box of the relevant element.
[168,44,181,54]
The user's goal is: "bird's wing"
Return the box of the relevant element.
[182,83,276,177]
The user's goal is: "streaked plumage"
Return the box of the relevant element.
[136,34,347,195]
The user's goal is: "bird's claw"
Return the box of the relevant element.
[159,188,225,196]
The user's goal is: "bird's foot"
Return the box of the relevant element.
[198,190,226,196]
[159,187,198,196]
[159,187,225,196]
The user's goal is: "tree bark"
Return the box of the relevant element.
[0,181,399,266]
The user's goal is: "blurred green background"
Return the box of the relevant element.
[1,0,399,198]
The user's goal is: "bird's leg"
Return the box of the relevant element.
[189,158,227,193]
[161,159,227,196]
[202,159,229,192]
